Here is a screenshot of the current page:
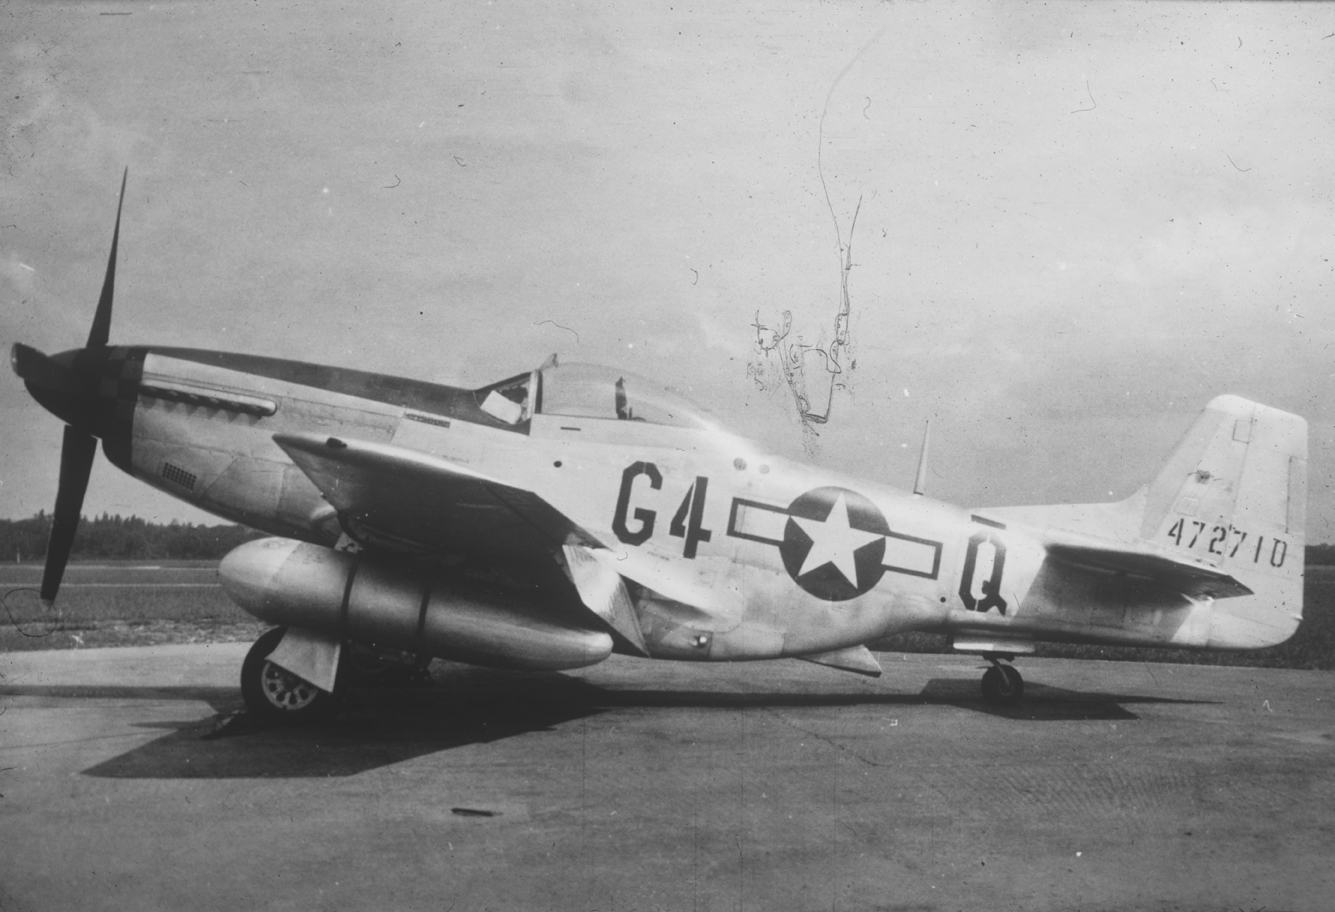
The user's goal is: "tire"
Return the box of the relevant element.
[240,627,335,725]
[981,663,1025,706]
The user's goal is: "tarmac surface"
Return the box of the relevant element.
[1,645,1332,912]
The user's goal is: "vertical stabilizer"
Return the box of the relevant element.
[1141,395,1307,648]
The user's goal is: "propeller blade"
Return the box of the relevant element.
[41,426,98,606]
[86,168,127,349]
[10,343,81,394]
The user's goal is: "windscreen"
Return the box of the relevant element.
[538,362,712,429]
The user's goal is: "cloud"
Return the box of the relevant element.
[1117,201,1332,290]
[0,252,38,297]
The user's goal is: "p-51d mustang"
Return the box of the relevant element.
[12,175,1308,721]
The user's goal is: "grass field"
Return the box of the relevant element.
[0,562,265,652]
[2,562,1333,671]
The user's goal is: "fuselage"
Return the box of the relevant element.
[30,344,1295,661]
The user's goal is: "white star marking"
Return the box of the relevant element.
[791,492,883,586]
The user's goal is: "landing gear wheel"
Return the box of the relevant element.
[981,663,1025,706]
[240,627,334,725]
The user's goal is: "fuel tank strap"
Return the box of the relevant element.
[339,559,360,637]
[416,583,432,641]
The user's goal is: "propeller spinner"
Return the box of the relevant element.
[10,169,129,606]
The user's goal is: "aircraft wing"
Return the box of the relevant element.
[273,432,603,557]
[1044,541,1253,600]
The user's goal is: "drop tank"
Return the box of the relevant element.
[219,537,612,671]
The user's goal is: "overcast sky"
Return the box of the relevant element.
[3,1,1334,541]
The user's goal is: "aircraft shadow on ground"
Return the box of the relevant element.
[26,666,1213,779]
[81,669,604,779]
[917,677,1216,721]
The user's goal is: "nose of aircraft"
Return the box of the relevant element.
[15,170,132,609]
[11,344,104,431]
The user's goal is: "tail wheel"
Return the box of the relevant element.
[981,663,1025,706]
[240,626,334,725]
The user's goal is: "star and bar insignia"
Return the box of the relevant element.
[728,486,943,601]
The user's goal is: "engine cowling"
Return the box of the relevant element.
[219,537,613,671]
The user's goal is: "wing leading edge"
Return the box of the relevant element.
[273,432,603,556]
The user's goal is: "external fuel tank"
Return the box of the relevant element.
[219,537,613,671]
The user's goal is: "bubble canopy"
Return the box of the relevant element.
[537,362,714,430]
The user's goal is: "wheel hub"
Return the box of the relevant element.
[260,660,321,711]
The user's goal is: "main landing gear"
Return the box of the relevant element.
[240,628,433,726]
[240,627,335,725]
[980,658,1024,706]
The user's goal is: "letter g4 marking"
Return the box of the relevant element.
[612,461,662,546]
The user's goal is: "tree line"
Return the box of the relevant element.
[0,512,264,562]
[1307,543,1335,566]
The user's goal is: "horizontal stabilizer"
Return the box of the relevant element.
[1046,542,1252,600]
[795,645,883,677]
